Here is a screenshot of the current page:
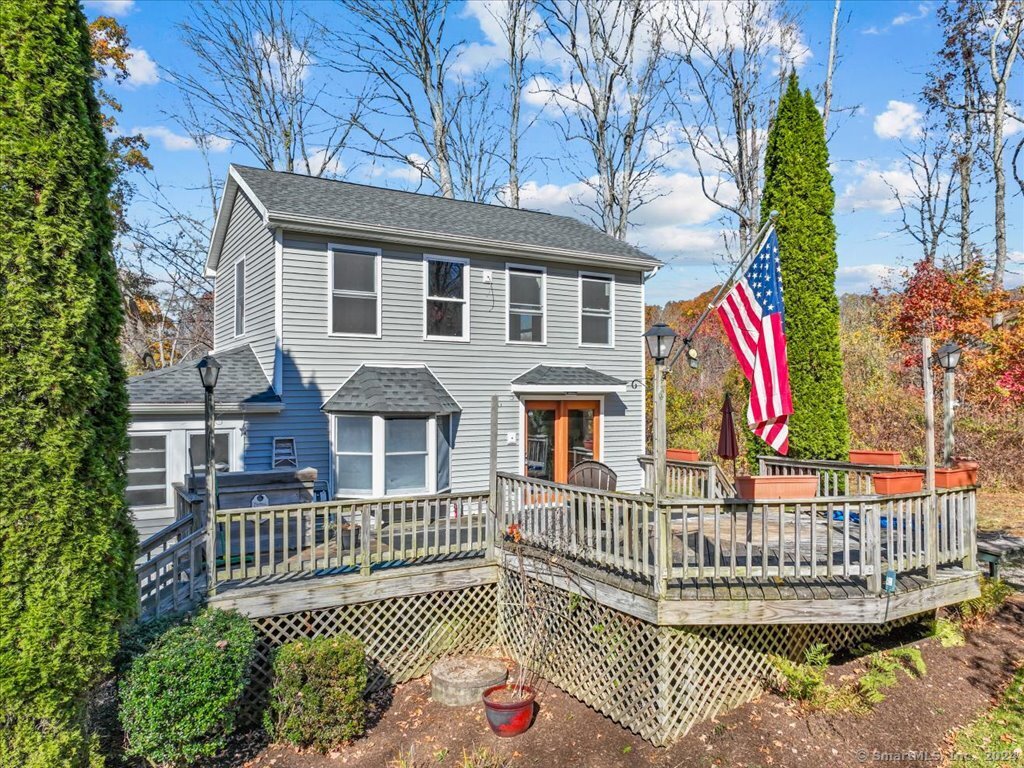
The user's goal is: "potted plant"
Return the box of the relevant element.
[849,450,902,466]
[871,472,924,494]
[666,448,700,462]
[482,524,546,737]
[735,475,818,500]
[934,466,977,489]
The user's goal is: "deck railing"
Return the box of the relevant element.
[758,456,927,496]
[496,471,975,595]
[637,456,734,499]
[211,491,490,585]
[136,512,206,620]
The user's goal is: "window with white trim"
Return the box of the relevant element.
[187,432,230,474]
[272,437,298,468]
[580,273,613,346]
[385,418,429,493]
[126,434,167,508]
[234,258,245,336]
[330,246,379,335]
[508,266,545,343]
[425,256,468,339]
[335,415,374,495]
[332,414,453,497]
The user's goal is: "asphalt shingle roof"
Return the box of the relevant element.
[512,365,626,388]
[232,165,660,267]
[322,365,461,414]
[128,345,280,407]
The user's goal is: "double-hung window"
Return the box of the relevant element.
[234,258,245,336]
[580,273,614,346]
[332,414,453,497]
[335,416,373,495]
[187,431,231,473]
[508,265,545,343]
[126,434,168,508]
[330,245,380,336]
[425,256,468,339]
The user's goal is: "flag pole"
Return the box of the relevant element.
[667,211,779,369]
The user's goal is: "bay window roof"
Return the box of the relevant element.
[322,365,461,415]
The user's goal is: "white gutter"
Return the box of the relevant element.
[129,402,285,415]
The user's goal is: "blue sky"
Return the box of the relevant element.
[86,0,1022,304]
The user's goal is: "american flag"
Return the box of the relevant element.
[715,230,793,454]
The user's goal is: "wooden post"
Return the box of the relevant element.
[865,503,882,594]
[652,361,669,597]
[360,504,371,576]
[204,386,218,597]
[488,395,499,562]
[922,337,938,579]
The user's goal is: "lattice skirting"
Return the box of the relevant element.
[497,570,925,746]
[241,583,499,721]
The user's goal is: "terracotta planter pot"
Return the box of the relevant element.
[871,472,924,494]
[666,448,700,462]
[849,450,902,466]
[934,467,977,488]
[735,475,818,500]
[482,684,536,737]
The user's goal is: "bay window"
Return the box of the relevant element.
[335,415,373,495]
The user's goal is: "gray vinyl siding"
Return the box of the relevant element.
[246,233,646,495]
[213,189,277,379]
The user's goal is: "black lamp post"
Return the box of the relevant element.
[644,323,678,502]
[196,354,221,595]
[934,342,962,467]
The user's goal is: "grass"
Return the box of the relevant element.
[949,663,1024,766]
[389,746,512,768]
[975,490,1024,537]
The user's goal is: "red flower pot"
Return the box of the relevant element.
[934,467,977,488]
[735,475,818,500]
[482,684,536,737]
[666,448,700,462]
[871,472,924,494]
[849,450,902,466]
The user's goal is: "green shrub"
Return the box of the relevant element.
[113,613,186,676]
[119,608,256,766]
[265,634,368,751]
[858,647,926,705]
[954,577,1013,628]
[928,616,966,648]
[769,643,831,703]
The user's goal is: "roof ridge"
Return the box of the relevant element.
[232,164,564,219]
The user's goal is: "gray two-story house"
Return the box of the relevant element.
[126,165,659,536]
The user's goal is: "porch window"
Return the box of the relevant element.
[508,265,545,343]
[385,418,428,493]
[425,256,468,339]
[580,273,613,346]
[330,246,379,336]
[335,415,373,494]
[126,434,168,508]
[234,258,245,336]
[187,432,230,474]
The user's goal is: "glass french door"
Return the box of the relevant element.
[523,400,601,483]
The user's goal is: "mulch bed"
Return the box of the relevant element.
[229,597,1024,768]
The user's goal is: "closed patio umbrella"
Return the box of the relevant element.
[717,393,740,478]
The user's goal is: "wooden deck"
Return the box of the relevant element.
[136,457,981,625]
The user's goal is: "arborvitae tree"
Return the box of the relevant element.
[756,74,849,460]
[0,1,137,764]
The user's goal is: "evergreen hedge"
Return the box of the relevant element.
[756,73,850,461]
[0,1,137,764]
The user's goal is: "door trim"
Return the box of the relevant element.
[521,397,603,483]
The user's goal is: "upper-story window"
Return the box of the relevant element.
[233,258,245,336]
[507,265,545,344]
[329,245,380,336]
[424,255,469,340]
[579,273,614,346]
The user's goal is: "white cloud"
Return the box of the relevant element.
[305,148,344,176]
[892,3,931,26]
[873,100,923,140]
[836,263,896,294]
[1006,250,1024,290]
[84,0,135,17]
[134,126,230,153]
[838,161,916,214]
[124,47,159,87]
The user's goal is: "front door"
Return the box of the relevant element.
[523,400,601,483]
